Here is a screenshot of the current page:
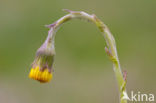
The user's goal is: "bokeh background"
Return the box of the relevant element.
[0,0,156,103]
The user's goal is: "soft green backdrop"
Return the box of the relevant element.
[0,0,156,103]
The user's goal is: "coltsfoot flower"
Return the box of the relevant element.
[29,50,55,83]
[29,31,55,83]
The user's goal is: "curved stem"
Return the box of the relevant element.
[46,9,127,103]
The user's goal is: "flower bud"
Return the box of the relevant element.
[29,32,55,83]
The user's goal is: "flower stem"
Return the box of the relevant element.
[46,9,127,103]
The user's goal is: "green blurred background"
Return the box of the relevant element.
[0,0,156,103]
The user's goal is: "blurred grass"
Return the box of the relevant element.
[0,0,156,103]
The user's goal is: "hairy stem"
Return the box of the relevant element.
[46,9,127,103]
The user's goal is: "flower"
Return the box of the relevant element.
[28,49,55,83]
[29,32,55,83]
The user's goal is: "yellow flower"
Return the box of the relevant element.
[29,30,55,83]
[29,66,52,83]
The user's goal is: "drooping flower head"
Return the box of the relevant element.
[29,28,56,83]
